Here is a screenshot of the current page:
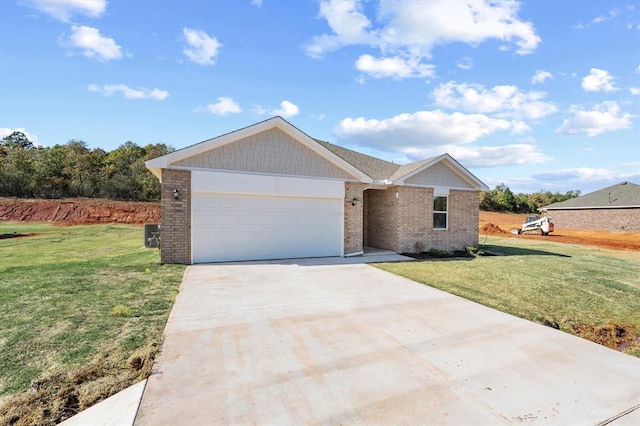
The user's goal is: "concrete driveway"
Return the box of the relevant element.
[135,258,640,425]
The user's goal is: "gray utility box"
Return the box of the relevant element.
[144,223,160,248]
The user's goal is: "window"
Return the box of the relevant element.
[433,196,447,229]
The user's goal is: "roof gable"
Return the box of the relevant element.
[391,154,488,190]
[172,127,357,180]
[543,181,640,210]
[146,117,371,182]
[145,117,487,190]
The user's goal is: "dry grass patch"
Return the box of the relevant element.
[0,222,185,424]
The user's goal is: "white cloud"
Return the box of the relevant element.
[271,100,300,118]
[60,25,122,61]
[87,84,169,100]
[354,54,435,79]
[251,0,263,6]
[555,101,633,137]
[0,127,40,146]
[306,0,541,65]
[335,111,528,154]
[533,167,616,182]
[531,70,553,84]
[581,68,617,92]
[445,144,550,167]
[22,0,106,22]
[456,56,473,71]
[306,0,373,58]
[593,9,619,24]
[204,97,241,115]
[182,28,222,65]
[335,111,551,167]
[433,81,558,120]
[630,87,640,95]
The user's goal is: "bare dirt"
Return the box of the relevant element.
[479,211,640,251]
[0,198,160,225]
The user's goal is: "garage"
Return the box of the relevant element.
[192,193,342,263]
[190,170,344,263]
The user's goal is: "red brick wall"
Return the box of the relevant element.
[547,208,640,231]
[160,169,191,264]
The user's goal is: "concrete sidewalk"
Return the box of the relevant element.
[134,259,640,424]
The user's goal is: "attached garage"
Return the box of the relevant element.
[145,117,487,264]
[191,170,344,263]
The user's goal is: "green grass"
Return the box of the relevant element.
[0,222,185,422]
[375,236,640,357]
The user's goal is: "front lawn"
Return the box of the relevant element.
[0,222,185,424]
[376,236,640,357]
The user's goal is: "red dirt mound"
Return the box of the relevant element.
[479,223,509,235]
[0,198,160,225]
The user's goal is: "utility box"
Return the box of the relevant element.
[144,223,160,248]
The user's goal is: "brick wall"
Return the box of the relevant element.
[344,182,367,254]
[396,187,431,253]
[547,208,640,231]
[365,188,399,251]
[424,189,479,252]
[160,169,191,264]
[362,187,480,253]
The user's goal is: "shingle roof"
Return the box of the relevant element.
[314,139,401,181]
[388,157,437,182]
[543,181,640,209]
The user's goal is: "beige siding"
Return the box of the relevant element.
[160,169,191,264]
[547,208,640,231]
[173,128,356,180]
[405,162,474,188]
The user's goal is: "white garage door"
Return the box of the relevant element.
[192,193,343,263]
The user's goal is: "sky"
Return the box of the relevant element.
[1,0,639,194]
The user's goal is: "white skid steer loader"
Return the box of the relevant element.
[510,215,554,236]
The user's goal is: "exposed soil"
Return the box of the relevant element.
[402,250,475,260]
[0,344,158,426]
[572,324,639,352]
[0,233,37,240]
[0,198,160,225]
[479,211,640,251]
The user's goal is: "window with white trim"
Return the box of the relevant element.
[433,196,448,229]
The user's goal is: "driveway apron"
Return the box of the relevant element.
[135,260,640,425]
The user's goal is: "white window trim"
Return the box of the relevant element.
[433,195,448,230]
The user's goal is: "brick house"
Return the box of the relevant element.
[541,181,640,232]
[145,117,488,264]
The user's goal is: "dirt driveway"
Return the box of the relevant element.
[135,260,640,425]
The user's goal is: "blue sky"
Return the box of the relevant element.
[1,0,639,194]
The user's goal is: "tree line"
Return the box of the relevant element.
[0,131,171,201]
[480,184,581,213]
[2,130,582,209]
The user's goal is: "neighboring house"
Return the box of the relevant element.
[145,117,488,264]
[541,181,640,232]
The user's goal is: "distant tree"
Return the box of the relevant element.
[2,131,34,150]
[479,185,581,213]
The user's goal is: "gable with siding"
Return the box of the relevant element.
[172,128,357,180]
[404,162,475,188]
